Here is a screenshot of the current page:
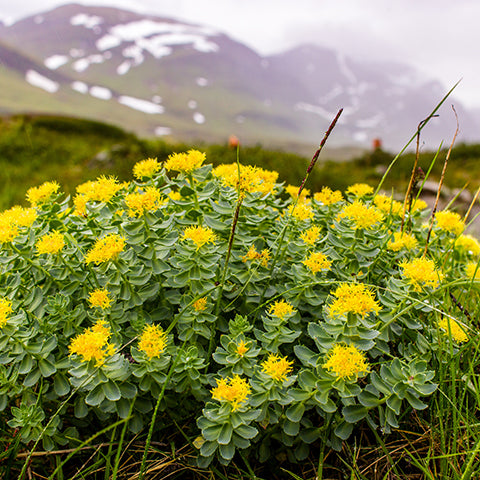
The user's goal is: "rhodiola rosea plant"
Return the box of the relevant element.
[0,108,479,477]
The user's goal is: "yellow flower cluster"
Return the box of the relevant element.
[337,200,383,229]
[164,150,205,173]
[329,283,381,318]
[36,231,65,255]
[289,203,314,221]
[241,245,270,267]
[133,157,161,179]
[211,375,251,411]
[193,297,207,312]
[85,233,126,265]
[269,299,296,320]
[387,231,418,252]
[300,225,321,245]
[302,251,332,273]
[323,344,370,380]
[182,225,216,250]
[400,257,442,291]
[373,194,403,216]
[26,181,60,206]
[455,234,480,257]
[213,163,278,195]
[346,183,374,197]
[438,318,468,343]
[435,210,465,236]
[73,176,124,216]
[88,288,113,309]
[261,354,294,382]
[68,321,115,365]
[0,206,37,243]
[314,186,343,206]
[0,298,13,328]
[138,324,167,359]
[125,187,164,217]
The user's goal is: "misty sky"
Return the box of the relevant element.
[1,0,479,108]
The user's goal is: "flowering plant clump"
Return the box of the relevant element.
[0,147,478,470]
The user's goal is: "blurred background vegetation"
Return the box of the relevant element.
[1,113,479,212]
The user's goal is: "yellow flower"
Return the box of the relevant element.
[337,200,383,229]
[300,225,321,245]
[0,298,13,328]
[242,245,260,262]
[400,257,442,291]
[193,297,207,312]
[285,184,309,200]
[455,234,480,256]
[261,354,294,382]
[88,288,113,309]
[387,231,418,252]
[0,217,18,244]
[26,181,60,206]
[346,183,374,197]
[323,344,370,380]
[314,186,343,206]
[133,157,161,179]
[438,318,468,343]
[269,299,296,320]
[373,194,403,216]
[289,203,314,221]
[411,199,428,212]
[329,283,381,318]
[168,191,181,201]
[85,233,126,265]
[259,249,271,267]
[466,262,480,280]
[435,210,465,236]
[212,163,277,195]
[182,225,216,250]
[36,231,65,255]
[236,340,249,357]
[138,324,167,359]
[125,187,164,217]
[164,149,205,173]
[0,206,38,243]
[302,251,332,273]
[68,321,115,366]
[211,375,251,411]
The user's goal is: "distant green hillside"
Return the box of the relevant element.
[1,114,479,212]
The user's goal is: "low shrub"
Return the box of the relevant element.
[0,148,478,477]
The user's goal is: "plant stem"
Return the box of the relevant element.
[138,342,186,480]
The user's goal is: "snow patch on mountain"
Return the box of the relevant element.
[118,96,164,114]
[71,81,88,94]
[155,126,172,136]
[44,55,69,69]
[26,70,59,93]
[93,20,218,64]
[193,112,205,124]
[89,86,111,100]
[70,13,103,30]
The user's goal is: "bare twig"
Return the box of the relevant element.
[423,105,460,257]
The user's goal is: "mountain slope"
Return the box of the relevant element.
[0,3,477,150]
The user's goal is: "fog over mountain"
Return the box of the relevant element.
[0,3,478,151]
